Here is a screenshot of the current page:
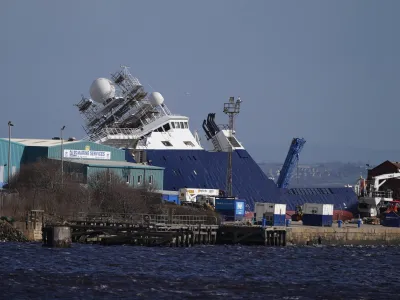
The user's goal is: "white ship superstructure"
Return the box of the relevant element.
[75,66,243,154]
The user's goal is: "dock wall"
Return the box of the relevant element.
[287,226,400,245]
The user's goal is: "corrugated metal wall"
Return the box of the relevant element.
[0,139,25,185]
[47,141,126,161]
[86,166,164,190]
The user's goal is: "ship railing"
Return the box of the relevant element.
[66,212,218,225]
[371,190,393,199]
[359,190,394,199]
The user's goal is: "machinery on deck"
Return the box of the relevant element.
[178,188,224,210]
[291,205,304,221]
[355,173,400,218]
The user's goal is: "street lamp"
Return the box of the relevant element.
[60,125,65,186]
[7,121,14,188]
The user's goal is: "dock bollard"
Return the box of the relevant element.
[338,220,343,228]
[357,219,362,228]
[286,219,291,227]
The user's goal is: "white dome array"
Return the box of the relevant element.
[149,92,164,106]
[89,78,116,103]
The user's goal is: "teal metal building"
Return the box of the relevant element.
[0,138,164,189]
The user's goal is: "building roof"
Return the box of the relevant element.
[2,138,80,147]
[390,161,400,168]
[53,158,164,170]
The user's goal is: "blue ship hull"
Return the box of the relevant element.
[135,149,358,213]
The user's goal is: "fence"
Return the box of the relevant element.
[64,212,219,225]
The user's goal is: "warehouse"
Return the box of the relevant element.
[0,138,164,189]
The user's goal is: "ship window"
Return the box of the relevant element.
[180,122,184,128]
[149,175,153,185]
[184,122,188,128]
[171,122,175,128]
[126,175,130,183]
[176,122,180,128]
[227,136,241,147]
[162,141,173,146]
[184,141,195,147]
[138,175,142,185]
[163,123,171,131]
[132,176,134,187]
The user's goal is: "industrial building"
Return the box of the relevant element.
[0,138,164,189]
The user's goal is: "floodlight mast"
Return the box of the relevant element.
[223,96,242,197]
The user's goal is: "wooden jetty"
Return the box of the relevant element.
[42,212,290,247]
[63,213,219,247]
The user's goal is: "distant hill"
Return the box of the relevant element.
[258,161,368,188]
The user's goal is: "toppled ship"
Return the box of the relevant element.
[75,65,358,213]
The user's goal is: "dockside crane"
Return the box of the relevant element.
[276,138,306,189]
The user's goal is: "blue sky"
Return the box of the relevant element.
[0,0,399,163]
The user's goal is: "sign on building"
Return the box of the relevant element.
[63,149,111,160]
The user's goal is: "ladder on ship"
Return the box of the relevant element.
[211,136,222,152]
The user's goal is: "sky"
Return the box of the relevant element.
[0,0,399,164]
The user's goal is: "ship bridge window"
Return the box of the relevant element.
[175,122,180,128]
[162,123,171,131]
[184,122,188,128]
[171,122,175,128]
[180,122,184,128]
[184,141,195,147]
[162,141,173,146]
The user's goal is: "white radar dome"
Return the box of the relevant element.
[89,78,116,104]
[149,92,164,106]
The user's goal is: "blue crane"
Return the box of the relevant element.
[276,138,306,189]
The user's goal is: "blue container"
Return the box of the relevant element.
[162,194,180,205]
[286,219,291,227]
[273,214,286,226]
[215,199,245,216]
[382,212,400,227]
[302,214,333,227]
[357,219,362,228]
[338,220,343,228]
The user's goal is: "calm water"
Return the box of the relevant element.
[0,242,399,299]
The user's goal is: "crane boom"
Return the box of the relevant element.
[276,138,306,188]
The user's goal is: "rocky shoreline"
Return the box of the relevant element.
[0,220,28,242]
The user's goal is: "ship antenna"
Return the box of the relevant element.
[223,96,242,197]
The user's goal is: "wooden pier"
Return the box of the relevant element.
[63,213,219,247]
[42,212,290,247]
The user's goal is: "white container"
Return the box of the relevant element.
[254,202,287,221]
[302,203,333,216]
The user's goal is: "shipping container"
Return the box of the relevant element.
[159,190,180,205]
[215,198,245,221]
[302,203,333,226]
[382,212,400,227]
[254,202,286,226]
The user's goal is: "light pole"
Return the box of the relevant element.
[7,121,14,188]
[60,125,65,186]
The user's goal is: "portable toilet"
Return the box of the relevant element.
[302,203,333,227]
[215,198,246,221]
[254,202,286,226]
